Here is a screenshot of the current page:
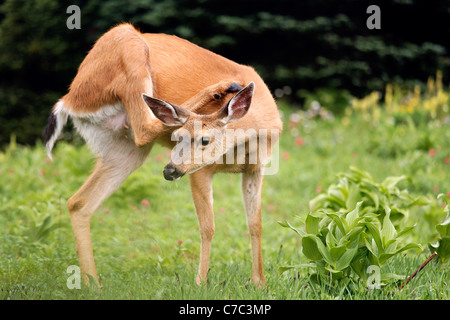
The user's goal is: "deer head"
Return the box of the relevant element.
[142,82,255,180]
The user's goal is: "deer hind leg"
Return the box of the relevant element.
[67,137,152,286]
[64,23,163,148]
[189,169,215,285]
[242,167,265,286]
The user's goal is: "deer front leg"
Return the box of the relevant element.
[189,169,215,285]
[242,167,265,286]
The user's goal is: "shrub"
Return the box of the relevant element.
[429,195,450,263]
[279,166,427,287]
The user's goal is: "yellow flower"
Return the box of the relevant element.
[427,77,435,95]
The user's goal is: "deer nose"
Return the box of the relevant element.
[163,163,183,181]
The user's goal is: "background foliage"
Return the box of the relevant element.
[0,0,449,145]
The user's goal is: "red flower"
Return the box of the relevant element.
[141,199,150,206]
[295,137,304,147]
[444,157,449,164]
[282,152,290,160]
[429,149,436,157]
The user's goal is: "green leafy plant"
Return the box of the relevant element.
[280,202,421,286]
[21,214,62,243]
[279,166,424,287]
[309,166,431,227]
[4,202,68,257]
[429,195,450,263]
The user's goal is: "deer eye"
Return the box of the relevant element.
[201,137,211,146]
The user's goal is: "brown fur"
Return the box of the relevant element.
[58,23,282,287]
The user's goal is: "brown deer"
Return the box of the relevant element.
[43,23,282,287]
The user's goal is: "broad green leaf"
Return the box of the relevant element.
[309,193,328,210]
[397,190,415,203]
[330,244,346,263]
[302,236,322,261]
[364,237,378,258]
[364,222,383,254]
[305,213,320,235]
[381,175,408,190]
[334,224,344,242]
[384,239,398,254]
[397,225,416,239]
[336,246,358,271]
[367,249,380,266]
[436,216,450,238]
[278,220,306,237]
[379,243,422,264]
[350,247,370,279]
[346,185,360,211]
[408,195,432,207]
[360,186,380,210]
[339,226,364,246]
[325,212,347,234]
[381,207,397,245]
[327,190,346,208]
[435,237,450,261]
[346,201,363,228]
[349,165,374,181]
[309,235,333,265]
[326,230,337,248]
[352,246,370,262]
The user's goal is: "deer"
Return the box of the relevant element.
[43,23,282,287]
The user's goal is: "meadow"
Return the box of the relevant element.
[0,77,449,300]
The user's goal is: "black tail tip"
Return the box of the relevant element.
[43,112,57,144]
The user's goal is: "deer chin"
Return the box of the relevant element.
[164,172,184,181]
[185,159,218,176]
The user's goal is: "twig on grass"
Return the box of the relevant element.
[398,252,437,290]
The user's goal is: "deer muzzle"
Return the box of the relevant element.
[163,163,184,181]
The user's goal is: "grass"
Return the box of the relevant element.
[0,100,449,300]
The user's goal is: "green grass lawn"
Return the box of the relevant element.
[0,103,449,300]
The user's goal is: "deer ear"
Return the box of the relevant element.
[142,94,190,126]
[218,82,255,124]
